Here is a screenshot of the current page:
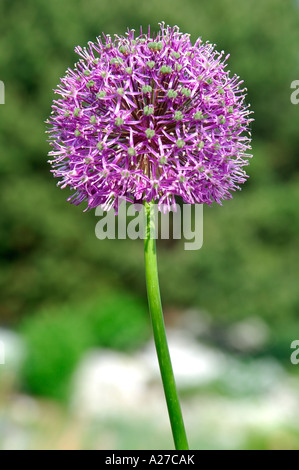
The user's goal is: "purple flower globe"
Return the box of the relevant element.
[47,22,253,212]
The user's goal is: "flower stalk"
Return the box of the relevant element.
[144,200,189,450]
[46,23,253,450]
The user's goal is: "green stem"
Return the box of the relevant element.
[143,200,189,450]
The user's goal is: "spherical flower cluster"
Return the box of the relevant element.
[47,23,253,212]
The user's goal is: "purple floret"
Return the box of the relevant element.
[47,22,253,212]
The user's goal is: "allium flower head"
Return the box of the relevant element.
[47,23,253,212]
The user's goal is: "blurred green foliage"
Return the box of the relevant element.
[20,292,150,399]
[0,0,298,373]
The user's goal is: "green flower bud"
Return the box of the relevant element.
[142,85,152,94]
[145,129,155,139]
[115,117,124,126]
[148,41,162,50]
[73,107,80,117]
[128,147,136,156]
[176,139,185,148]
[167,89,178,99]
[90,115,97,124]
[110,57,123,66]
[194,111,203,120]
[175,63,183,72]
[174,111,183,121]
[171,51,180,59]
[96,91,106,98]
[181,87,191,97]
[144,105,154,116]
[146,61,155,69]
[160,65,172,74]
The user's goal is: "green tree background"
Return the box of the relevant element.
[0,0,299,401]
